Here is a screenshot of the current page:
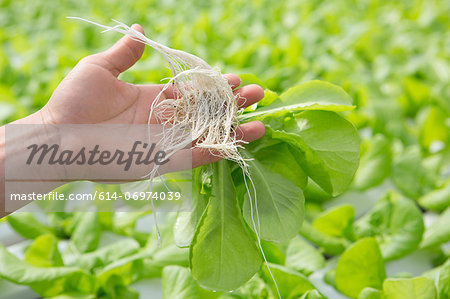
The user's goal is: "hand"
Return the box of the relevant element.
[1,24,265,213]
[38,24,265,167]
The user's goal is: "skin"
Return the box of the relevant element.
[0,24,265,216]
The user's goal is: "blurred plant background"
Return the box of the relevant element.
[0,0,449,298]
[2,0,449,127]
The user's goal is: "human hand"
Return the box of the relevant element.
[37,24,265,167]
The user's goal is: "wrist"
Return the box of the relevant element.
[2,114,66,213]
[12,109,47,125]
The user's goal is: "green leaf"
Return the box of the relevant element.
[303,179,333,203]
[7,212,52,239]
[299,221,348,255]
[398,77,430,117]
[70,212,101,253]
[280,81,353,107]
[285,236,325,276]
[97,252,146,287]
[354,192,425,260]
[324,269,336,287]
[239,80,355,121]
[357,287,383,299]
[77,239,140,272]
[228,275,270,298]
[190,160,262,291]
[261,240,286,265]
[352,135,391,190]
[312,204,354,239]
[242,150,305,242]
[269,111,360,196]
[243,130,283,153]
[162,266,199,299]
[138,245,189,279]
[0,245,95,297]
[421,206,450,248]
[382,277,437,299]
[24,234,64,267]
[438,259,450,299]
[237,73,267,89]
[112,211,147,234]
[162,265,217,299]
[248,142,308,190]
[335,237,386,298]
[418,180,450,212]
[111,211,148,246]
[174,167,209,247]
[391,147,435,199]
[103,274,139,299]
[257,89,279,108]
[419,106,449,150]
[261,263,316,299]
[299,289,326,299]
[145,213,180,252]
[136,216,189,280]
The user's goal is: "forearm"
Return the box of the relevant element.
[0,111,64,217]
[1,115,178,217]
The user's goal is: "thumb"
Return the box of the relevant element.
[101,24,145,77]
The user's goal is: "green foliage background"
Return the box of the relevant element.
[2,0,449,125]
